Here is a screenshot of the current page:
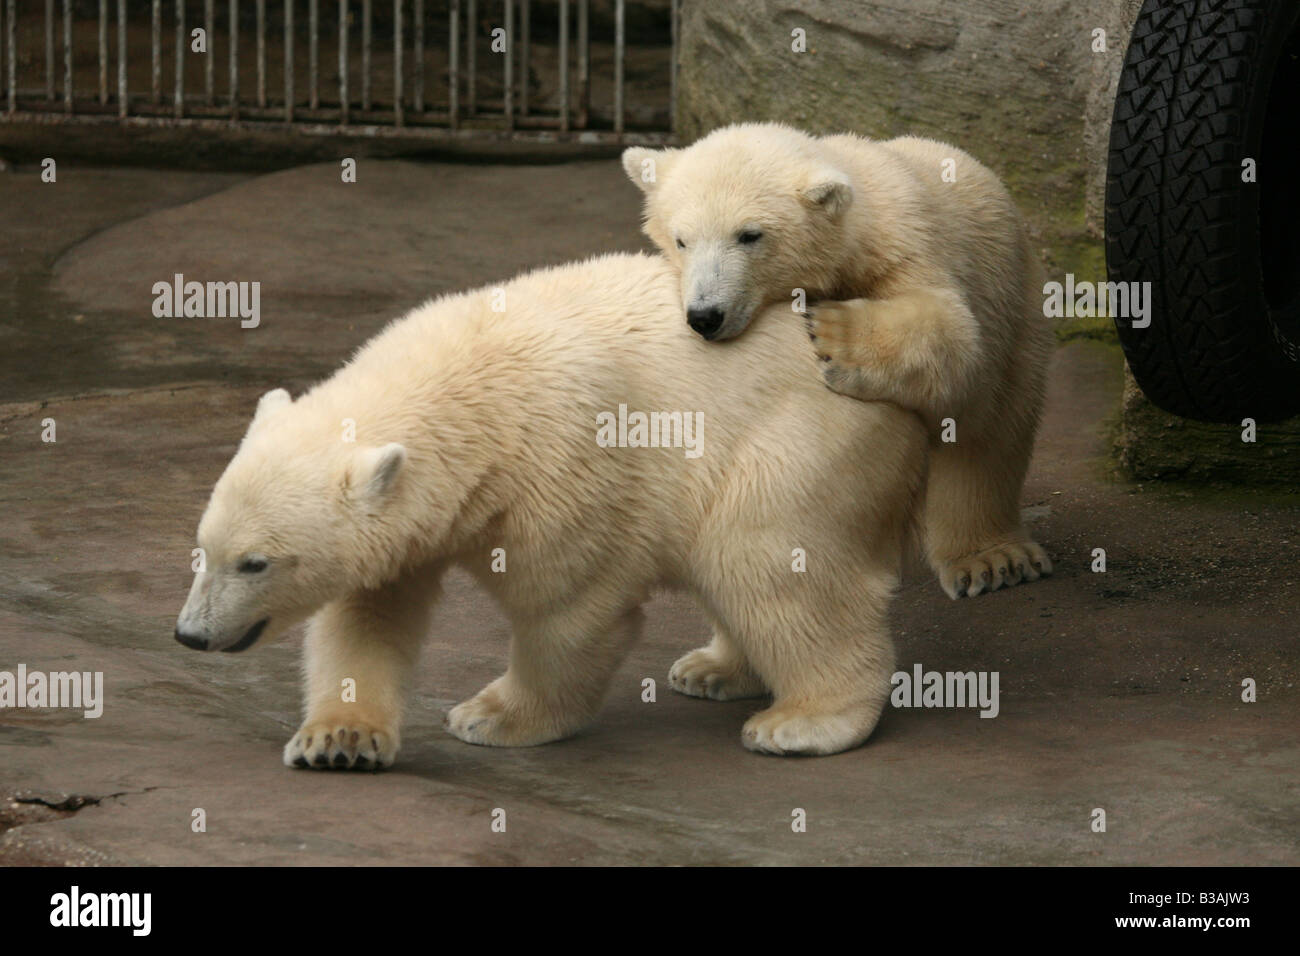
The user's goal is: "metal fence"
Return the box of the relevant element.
[0,0,676,145]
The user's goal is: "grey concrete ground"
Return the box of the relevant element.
[1,160,1298,866]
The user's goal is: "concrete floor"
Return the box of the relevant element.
[1,160,1297,865]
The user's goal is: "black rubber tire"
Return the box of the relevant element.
[1106,0,1300,423]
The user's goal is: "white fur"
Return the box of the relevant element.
[624,123,1055,599]
[178,253,929,768]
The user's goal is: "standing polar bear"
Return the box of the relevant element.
[175,253,928,768]
[623,123,1054,599]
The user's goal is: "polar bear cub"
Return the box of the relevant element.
[175,253,928,768]
[623,123,1054,599]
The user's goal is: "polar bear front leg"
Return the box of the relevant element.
[739,619,894,757]
[446,605,643,747]
[806,287,982,424]
[704,543,900,755]
[285,573,440,770]
[669,622,767,701]
[924,435,1053,599]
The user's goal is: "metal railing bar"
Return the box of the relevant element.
[229,0,239,118]
[518,0,526,116]
[64,0,73,111]
[257,0,266,107]
[338,0,348,123]
[558,0,567,132]
[465,0,474,115]
[576,0,587,127]
[0,107,676,144]
[99,0,107,104]
[669,0,677,134]
[613,0,623,134]
[45,0,54,101]
[115,0,125,117]
[448,0,457,127]
[413,0,422,112]
[309,0,318,108]
[150,0,160,105]
[502,0,510,128]
[5,0,676,141]
[361,0,370,110]
[173,0,184,116]
[117,0,126,117]
[3,0,10,115]
[393,0,402,125]
[205,0,214,104]
[284,0,294,120]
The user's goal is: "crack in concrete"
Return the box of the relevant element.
[12,786,166,813]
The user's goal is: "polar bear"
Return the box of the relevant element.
[622,123,1054,599]
[174,252,928,769]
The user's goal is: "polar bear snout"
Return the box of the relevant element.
[173,616,269,653]
[687,305,726,340]
[173,627,209,651]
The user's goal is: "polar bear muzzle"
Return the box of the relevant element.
[174,616,268,653]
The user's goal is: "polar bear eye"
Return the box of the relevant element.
[675,237,686,250]
[237,556,269,574]
[737,230,763,245]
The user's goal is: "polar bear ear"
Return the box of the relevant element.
[801,169,853,217]
[621,147,678,193]
[242,388,292,442]
[352,443,407,504]
[254,388,292,418]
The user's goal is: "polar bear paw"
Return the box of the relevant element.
[668,647,767,701]
[284,721,397,770]
[446,685,571,748]
[741,703,875,756]
[938,539,1052,599]
[804,301,882,403]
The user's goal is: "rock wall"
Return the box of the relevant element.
[676,0,1300,486]
[677,0,1143,278]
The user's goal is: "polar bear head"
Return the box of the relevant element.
[175,388,409,653]
[622,123,853,341]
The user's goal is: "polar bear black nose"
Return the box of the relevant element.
[687,307,725,339]
[174,627,208,651]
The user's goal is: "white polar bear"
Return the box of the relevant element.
[175,253,929,768]
[622,123,1055,599]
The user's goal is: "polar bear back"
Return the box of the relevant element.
[280,252,928,587]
